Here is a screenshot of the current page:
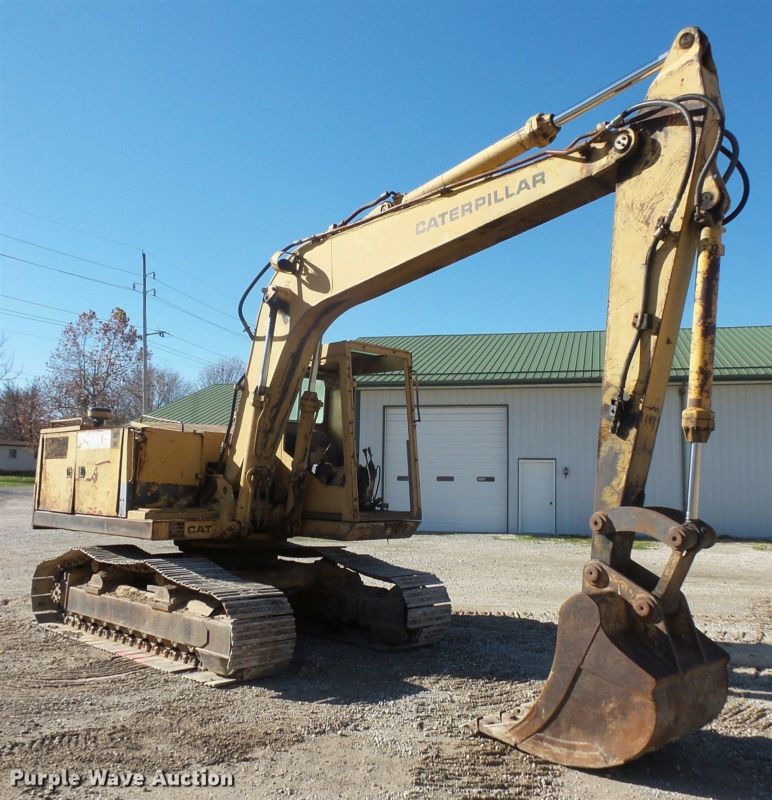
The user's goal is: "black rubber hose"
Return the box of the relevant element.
[619,99,697,227]
[720,148,750,225]
[720,130,740,184]
[610,99,698,426]
[218,373,246,465]
[238,263,270,339]
[673,94,725,216]
[337,191,399,228]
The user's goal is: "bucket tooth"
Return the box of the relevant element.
[477,592,728,768]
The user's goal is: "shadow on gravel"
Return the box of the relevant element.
[247,613,557,705]
[594,730,772,800]
[722,639,772,667]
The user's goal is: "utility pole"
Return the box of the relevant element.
[141,251,149,415]
[133,252,166,416]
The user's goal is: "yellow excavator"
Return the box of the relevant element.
[30,27,748,769]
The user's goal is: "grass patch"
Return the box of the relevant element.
[0,475,34,486]
[632,539,660,550]
[752,542,771,551]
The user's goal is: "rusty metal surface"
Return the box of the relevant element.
[224,545,452,648]
[593,28,722,519]
[477,592,728,768]
[32,510,156,538]
[37,431,77,513]
[682,223,722,444]
[32,546,295,679]
[312,546,452,646]
[591,506,716,551]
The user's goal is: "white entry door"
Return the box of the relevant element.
[518,459,556,534]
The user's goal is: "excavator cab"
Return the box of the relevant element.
[280,340,422,541]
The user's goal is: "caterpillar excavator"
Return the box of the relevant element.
[30,27,748,768]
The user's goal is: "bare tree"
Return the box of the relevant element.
[117,361,195,417]
[150,366,194,409]
[0,381,47,443]
[0,333,19,384]
[196,356,245,389]
[43,308,143,423]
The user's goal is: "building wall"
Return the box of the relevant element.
[358,382,772,539]
[699,384,772,539]
[0,444,37,472]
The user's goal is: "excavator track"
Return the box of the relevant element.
[204,544,453,649]
[292,545,452,647]
[31,545,295,685]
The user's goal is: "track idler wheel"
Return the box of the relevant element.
[476,591,728,768]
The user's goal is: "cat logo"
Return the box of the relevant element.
[186,522,215,536]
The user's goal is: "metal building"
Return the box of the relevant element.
[357,327,771,539]
[152,326,771,540]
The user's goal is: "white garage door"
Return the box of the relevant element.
[384,406,508,532]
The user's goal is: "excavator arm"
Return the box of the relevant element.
[221,27,741,767]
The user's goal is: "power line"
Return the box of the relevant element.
[1,242,235,329]
[3,319,215,370]
[1,328,59,342]
[0,252,134,291]
[151,294,244,339]
[2,293,234,362]
[0,233,136,275]
[1,296,115,330]
[1,294,79,316]
[7,371,44,379]
[0,307,70,326]
[0,203,142,250]
[152,275,234,320]
[1,203,242,303]
[146,251,236,302]
[154,342,217,367]
[168,332,233,360]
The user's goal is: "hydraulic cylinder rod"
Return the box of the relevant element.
[403,51,666,204]
[554,53,666,126]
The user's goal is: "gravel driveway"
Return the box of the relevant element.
[1,485,770,799]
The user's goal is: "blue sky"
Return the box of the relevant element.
[1,1,769,383]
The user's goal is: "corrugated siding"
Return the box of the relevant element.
[360,385,605,534]
[359,382,772,538]
[699,384,772,538]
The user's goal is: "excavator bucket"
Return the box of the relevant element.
[477,591,728,768]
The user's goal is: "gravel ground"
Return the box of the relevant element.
[1,485,770,800]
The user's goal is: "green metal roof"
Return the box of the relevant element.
[152,326,771,424]
[362,326,772,386]
[149,382,238,427]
